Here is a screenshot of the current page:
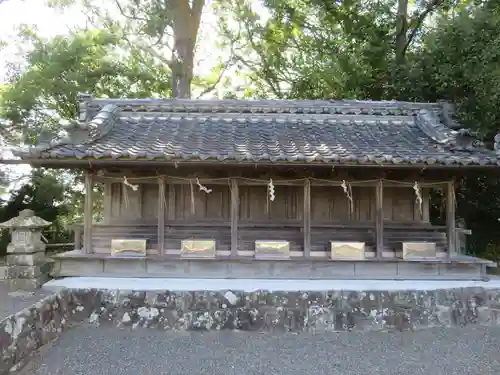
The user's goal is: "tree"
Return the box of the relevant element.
[50,0,233,99]
[0,169,79,256]
[0,27,171,143]
[402,4,500,138]
[399,4,500,259]
[218,0,477,100]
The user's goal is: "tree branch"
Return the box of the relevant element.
[126,36,174,67]
[196,46,235,99]
[404,0,443,55]
[113,0,149,23]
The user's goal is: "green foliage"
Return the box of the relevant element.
[0,169,79,256]
[2,0,500,260]
[401,6,500,138]
[0,27,171,143]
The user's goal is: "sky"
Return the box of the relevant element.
[0,0,86,82]
[0,0,238,191]
[0,0,229,84]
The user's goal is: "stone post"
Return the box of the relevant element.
[0,209,52,290]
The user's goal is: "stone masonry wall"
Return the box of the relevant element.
[0,289,100,375]
[90,287,500,331]
[3,287,500,374]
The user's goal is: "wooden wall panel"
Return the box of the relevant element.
[311,186,350,222]
[238,186,302,221]
[142,184,159,219]
[110,183,122,220]
[104,182,430,224]
[390,188,415,221]
[172,184,230,220]
[353,186,374,221]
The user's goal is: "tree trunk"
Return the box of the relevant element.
[171,38,195,98]
[395,0,409,65]
[170,0,204,98]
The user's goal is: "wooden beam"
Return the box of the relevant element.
[91,173,449,188]
[230,179,239,257]
[157,178,166,256]
[303,179,311,258]
[167,183,175,220]
[83,171,93,254]
[446,180,456,258]
[375,179,384,259]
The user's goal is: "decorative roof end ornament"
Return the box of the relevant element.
[439,101,461,130]
[77,92,94,122]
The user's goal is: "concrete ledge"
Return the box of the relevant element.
[52,254,493,281]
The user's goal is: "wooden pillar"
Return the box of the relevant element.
[446,180,456,258]
[157,178,166,256]
[74,226,82,250]
[230,179,239,257]
[303,179,311,258]
[103,182,112,223]
[422,188,430,222]
[167,184,175,220]
[83,171,93,254]
[375,179,384,259]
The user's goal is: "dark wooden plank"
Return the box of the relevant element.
[84,171,93,254]
[157,178,166,256]
[303,179,311,257]
[446,180,456,258]
[167,183,175,220]
[103,182,112,223]
[376,179,384,259]
[231,179,239,256]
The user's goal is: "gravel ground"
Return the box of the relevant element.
[21,325,500,375]
[0,281,50,319]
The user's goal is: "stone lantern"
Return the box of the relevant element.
[0,209,52,290]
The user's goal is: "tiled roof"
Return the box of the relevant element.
[12,96,500,166]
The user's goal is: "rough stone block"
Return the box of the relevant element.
[6,274,49,290]
[5,263,50,279]
[330,241,365,260]
[6,243,43,254]
[254,240,290,260]
[181,239,216,258]
[355,262,397,278]
[104,259,147,275]
[6,252,46,266]
[312,262,356,278]
[56,259,104,277]
[439,263,481,279]
[146,260,188,276]
[397,262,439,277]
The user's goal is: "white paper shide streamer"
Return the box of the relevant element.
[122,176,139,208]
[413,181,423,215]
[341,180,354,213]
[196,178,212,194]
[268,179,275,202]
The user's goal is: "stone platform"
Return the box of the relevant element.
[4,277,500,374]
[41,277,500,331]
[51,251,496,281]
